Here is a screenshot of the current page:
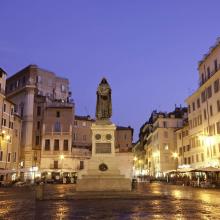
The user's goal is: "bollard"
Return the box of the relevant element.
[36,184,43,200]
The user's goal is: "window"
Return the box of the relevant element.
[45,139,50,151]
[201,91,206,103]
[3,103,6,112]
[0,151,3,161]
[13,152,16,162]
[9,121,13,129]
[187,145,190,151]
[56,111,60,118]
[210,105,213,116]
[196,154,199,162]
[124,134,127,140]
[20,106,24,117]
[37,121,40,130]
[207,86,212,99]
[204,109,207,120]
[207,67,211,78]
[54,121,61,132]
[2,118,6,126]
[63,140,68,151]
[54,160,58,169]
[179,133,182,140]
[214,59,218,72]
[79,161,84,170]
[54,139,59,151]
[37,106,41,116]
[192,102,195,111]
[8,153,11,162]
[201,73,205,84]
[217,100,220,112]
[214,79,219,93]
[11,107,14,115]
[74,121,78,126]
[163,121,167,128]
[197,98,200,108]
[188,157,191,164]
[35,136,40,145]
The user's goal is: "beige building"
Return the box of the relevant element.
[0,68,22,181]
[6,65,71,179]
[73,115,94,149]
[185,38,220,168]
[144,108,187,177]
[115,126,133,152]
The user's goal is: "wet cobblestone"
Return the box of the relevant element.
[1,183,220,219]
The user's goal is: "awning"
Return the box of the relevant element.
[194,167,220,172]
[177,168,196,173]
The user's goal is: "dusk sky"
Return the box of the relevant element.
[1,1,220,141]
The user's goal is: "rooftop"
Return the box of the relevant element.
[198,37,220,67]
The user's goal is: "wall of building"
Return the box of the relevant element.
[186,41,220,169]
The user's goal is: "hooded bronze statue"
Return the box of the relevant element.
[96,78,112,120]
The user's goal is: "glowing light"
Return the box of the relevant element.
[199,135,216,147]
[153,151,159,158]
[60,155,64,160]
[133,156,137,161]
[172,152,178,158]
[6,135,10,141]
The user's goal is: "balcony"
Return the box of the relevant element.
[199,65,220,87]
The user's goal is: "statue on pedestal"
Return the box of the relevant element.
[96,78,112,121]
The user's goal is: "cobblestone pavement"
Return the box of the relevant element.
[1,183,220,219]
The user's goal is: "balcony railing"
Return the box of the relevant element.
[199,65,220,87]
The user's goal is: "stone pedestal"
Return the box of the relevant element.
[76,122,131,191]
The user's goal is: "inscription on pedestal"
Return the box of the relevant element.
[96,143,111,153]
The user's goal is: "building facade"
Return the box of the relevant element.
[0,68,22,181]
[73,115,94,149]
[6,65,72,179]
[185,38,220,169]
[143,108,187,177]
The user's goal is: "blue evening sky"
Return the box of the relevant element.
[1,1,220,141]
